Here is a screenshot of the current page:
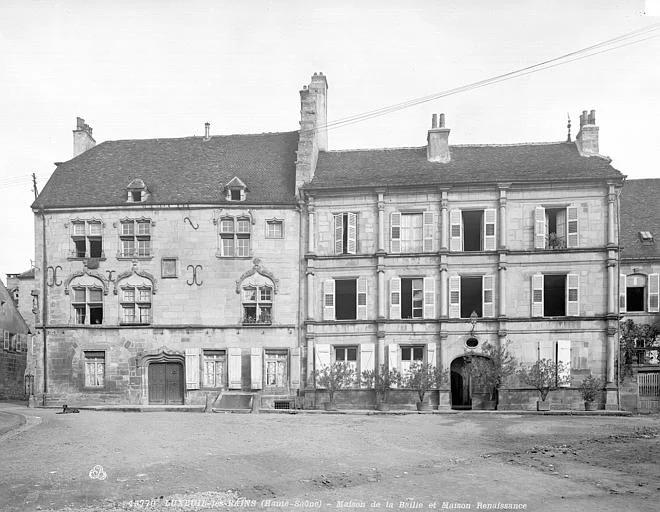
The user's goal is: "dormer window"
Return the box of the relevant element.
[639,231,654,245]
[126,178,149,203]
[225,176,247,202]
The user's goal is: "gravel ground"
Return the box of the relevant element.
[0,405,658,512]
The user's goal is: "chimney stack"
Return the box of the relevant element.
[576,109,599,156]
[73,117,96,157]
[204,122,211,140]
[427,113,450,163]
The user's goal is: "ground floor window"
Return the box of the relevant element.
[265,350,288,388]
[400,345,424,374]
[203,351,226,388]
[335,346,358,373]
[84,351,105,387]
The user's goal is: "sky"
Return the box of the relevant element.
[0,0,658,281]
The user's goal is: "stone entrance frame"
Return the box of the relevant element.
[138,347,185,405]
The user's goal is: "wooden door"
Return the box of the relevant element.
[149,363,183,404]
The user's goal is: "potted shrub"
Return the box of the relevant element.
[361,365,401,411]
[402,362,447,411]
[314,362,355,411]
[579,375,603,411]
[470,341,517,410]
[517,359,571,411]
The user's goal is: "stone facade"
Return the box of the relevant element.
[0,279,30,399]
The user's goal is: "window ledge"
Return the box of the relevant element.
[67,257,107,262]
[119,322,152,327]
[215,253,252,259]
[117,256,153,261]
[81,387,106,391]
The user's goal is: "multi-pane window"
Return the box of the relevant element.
[401,278,423,319]
[72,287,104,325]
[401,346,424,375]
[534,206,579,249]
[400,213,422,252]
[120,220,151,257]
[621,273,659,313]
[203,351,226,388]
[448,275,494,319]
[335,346,358,373]
[531,273,580,317]
[265,350,287,388]
[266,220,284,239]
[120,286,152,324]
[242,285,273,323]
[390,277,435,319]
[333,212,357,254]
[219,217,251,257]
[84,351,105,387]
[71,220,103,258]
[449,209,497,252]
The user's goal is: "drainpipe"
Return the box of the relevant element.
[615,181,624,410]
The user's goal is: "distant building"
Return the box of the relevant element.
[0,279,30,400]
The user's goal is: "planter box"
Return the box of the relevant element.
[537,400,551,411]
[584,401,600,411]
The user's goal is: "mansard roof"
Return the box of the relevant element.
[308,142,623,190]
[620,178,660,260]
[33,131,299,209]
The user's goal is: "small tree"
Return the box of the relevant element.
[402,362,447,404]
[517,359,570,402]
[579,375,602,403]
[361,365,401,405]
[470,341,517,405]
[619,319,660,380]
[314,362,355,409]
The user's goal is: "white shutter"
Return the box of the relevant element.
[566,273,580,316]
[426,342,437,368]
[534,206,546,249]
[649,273,660,313]
[482,275,494,318]
[360,343,375,377]
[619,273,627,312]
[449,209,462,252]
[390,277,401,319]
[185,348,201,390]
[557,340,571,387]
[323,279,335,320]
[334,213,344,254]
[566,206,579,248]
[357,277,368,320]
[290,348,301,389]
[483,208,497,251]
[346,212,357,254]
[449,276,461,318]
[3,330,8,351]
[390,212,401,253]
[388,343,398,387]
[539,340,555,361]
[423,276,435,319]
[423,211,434,252]
[228,347,242,390]
[315,344,331,379]
[250,347,263,390]
[531,274,544,317]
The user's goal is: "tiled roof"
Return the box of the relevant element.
[308,142,623,189]
[33,131,300,209]
[8,269,35,280]
[620,179,660,260]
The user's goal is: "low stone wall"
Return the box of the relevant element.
[0,351,27,400]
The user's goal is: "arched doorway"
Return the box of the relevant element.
[139,348,185,405]
[451,357,472,409]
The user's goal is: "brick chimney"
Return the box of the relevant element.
[295,72,328,194]
[575,109,599,156]
[427,113,451,163]
[73,117,96,157]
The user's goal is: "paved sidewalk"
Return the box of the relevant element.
[0,401,44,440]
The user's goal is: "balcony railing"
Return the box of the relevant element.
[547,233,566,250]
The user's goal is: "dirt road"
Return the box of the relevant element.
[0,406,658,512]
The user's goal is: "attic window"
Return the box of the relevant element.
[126,178,149,203]
[639,231,654,244]
[225,176,247,202]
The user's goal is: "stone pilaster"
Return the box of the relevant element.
[440,189,449,251]
[377,190,385,253]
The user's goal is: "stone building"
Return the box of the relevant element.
[0,278,30,400]
[297,79,625,410]
[618,178,660,411]
[31,118,302,407]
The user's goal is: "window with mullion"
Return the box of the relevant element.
[219,216,251,257]
[119,220,151,257]
[400,346,424,375]
[72,286,103,325]
[242,285,272,324]
[121,286,152,324]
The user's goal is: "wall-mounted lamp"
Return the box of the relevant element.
[469,310,479,335]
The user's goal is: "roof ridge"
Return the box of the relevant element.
[106,130,298,144]
[322,141,570,153]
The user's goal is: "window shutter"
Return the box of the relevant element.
[423,212,434,252]
[323,279,335,320]
[388,344,398,388]
[483,208,497,251]
[290,348,301,389]
[334,214,344,254]
[423,276,435,319]
[449,209,462,252]
[619,273,627,312]
[649,273,660,313]
[346,213,357,254]
[390,277,401,319]
[449,276,461,318]
[239,189,246,201]
[16,334,22,352]
[4,330,9,351]
[531,274,544,317]
[566,273,580,316]
[227,347,242,389]
[315,344,331,386]
[390,212,401,253]
[556,340,571,387]
[566,206,579,248]
[539,340,555,361]
[357,277,368,320]
[184,348,201,390]
[360,343,375,378]
[250,347,263,390]
[482,275,494,317]
[426,342,437,368]
[534,206,546,249]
